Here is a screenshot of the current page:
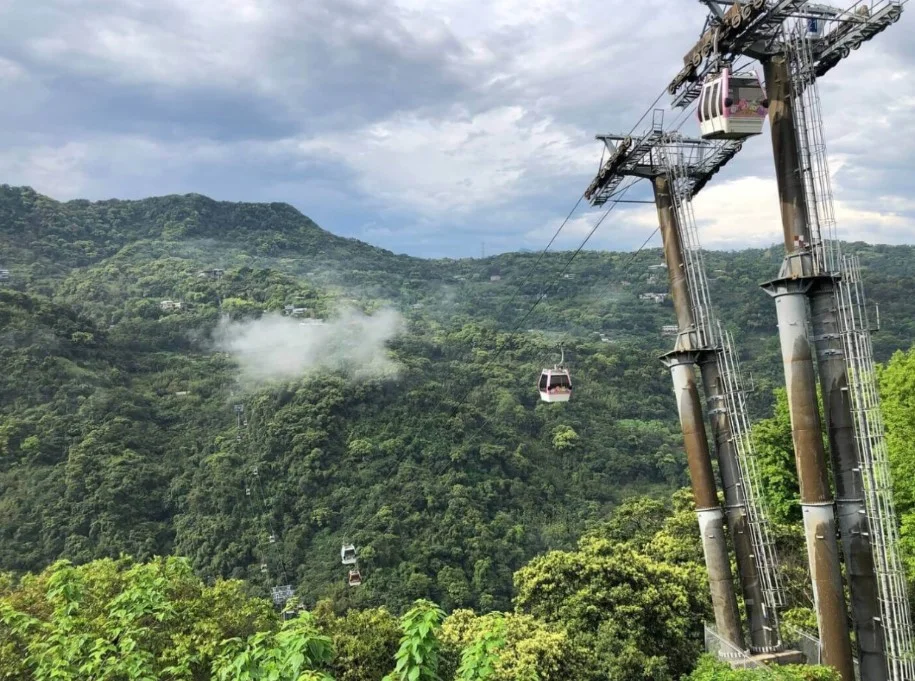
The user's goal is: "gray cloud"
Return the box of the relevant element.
[0,0,477,133]
[0,0,911,257]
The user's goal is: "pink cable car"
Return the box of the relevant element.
[698,67,769,140]
[538,345,572,403]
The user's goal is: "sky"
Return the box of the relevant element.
[0,0,912,258]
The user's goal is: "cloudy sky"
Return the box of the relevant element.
[0,0,912,257]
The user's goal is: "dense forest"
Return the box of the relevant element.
[2,184,915,679]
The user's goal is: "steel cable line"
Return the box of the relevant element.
[430,209,660,478]
[250,464,291,586]
[233,42,723,592]
[457,82,715,404]
[445,176,660,423]
[242,467,272,578]
[436,58,728,443]
[439,61,717,418]
[525,94,717,367]
[468,52,736,336]
[236,408,291,590]
[485,195,586,328]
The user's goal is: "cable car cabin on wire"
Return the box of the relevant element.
[539,345,572,403]
[348,569,362,587]
[341,544,357,565]
[698,68,768,140]
[538,369,572,402]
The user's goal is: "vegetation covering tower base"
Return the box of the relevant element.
[736,650,808,668]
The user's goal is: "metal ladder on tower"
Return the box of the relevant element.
[716,323,788,615]
[786,17,915,681]
[785,18,838,275]
[835,255,915,681]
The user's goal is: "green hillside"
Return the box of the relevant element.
[2,183,915,617]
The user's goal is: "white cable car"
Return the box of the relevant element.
[347,569,362,587]
[538,346,572,403]
[697,68,769,140]
[341,543,357,565]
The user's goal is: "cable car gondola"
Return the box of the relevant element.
[538,345,572,403]
[347,569,362,587]
[697,67,768,140]
[341,543,357,565]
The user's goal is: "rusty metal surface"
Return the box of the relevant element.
[664,352,743,648]
[699,507,745,649]
[653,175,696,343]
[653,170,743,650]
[584,136,633,203]
[763,281,855,681]
[670,0,775,98]
[668,1,897,109]
[762,53,856,678]
[669,357,718,510]
[810,282,888,681]
[700,356,779,652]
[803,503,856,681]
[764,56,813,262]
[770,287,832,500]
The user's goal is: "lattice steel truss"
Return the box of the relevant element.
[716,324,788,612]
[272,584,294,606]
[669,0,904,108]
[585,118,742,208]
[836,255,915,681]
[785,19,839,275]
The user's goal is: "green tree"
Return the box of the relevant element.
[442,610,587,681]
[0,556,276,680]
[453,613,505,681]
[550,425,579,452]
[313,601,400,681]
[879,347,915,514]
[387,600,445,681]
[513,536,710,681]
[212,610,335,681]
[751,389,801,524]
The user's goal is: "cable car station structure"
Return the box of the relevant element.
[585,1,912,679]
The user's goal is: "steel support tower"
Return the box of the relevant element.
[666,2,907,679]
[584,127,787,654]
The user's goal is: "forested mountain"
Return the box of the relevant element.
[3,183,915,621]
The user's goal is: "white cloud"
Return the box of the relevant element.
[21,1,271,89]
[691,175,915,250]
[0,135,238,200]
[0,57,25,82]
[212,307,404,387]
[297,105,596,214]
[0,142,92,198]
